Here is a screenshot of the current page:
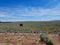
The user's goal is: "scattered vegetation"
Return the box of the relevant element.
[0,21,60,33]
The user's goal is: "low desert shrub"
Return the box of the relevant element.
[40,34,47,42]
[46,37,53,45]
[40,33,53,45]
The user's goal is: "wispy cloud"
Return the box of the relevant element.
[0,0,60,21]
[13,5,60,17]
[0,13,12,17]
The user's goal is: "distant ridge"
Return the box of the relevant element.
[0,20,60,23]
[51,20,60,22]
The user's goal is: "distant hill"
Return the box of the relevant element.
[52,20,60,22]
[0,20,60,23]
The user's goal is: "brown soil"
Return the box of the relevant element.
[0,33,60,45]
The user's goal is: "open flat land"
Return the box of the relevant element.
[0,21,60,33]
[0,33,60,45]
[0,21,60,45]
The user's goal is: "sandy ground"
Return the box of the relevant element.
[0,33,59,45]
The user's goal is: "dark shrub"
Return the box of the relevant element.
[19,24,23,27]
[58,34,60,36]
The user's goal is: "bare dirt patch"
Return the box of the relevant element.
[0,33,59,45]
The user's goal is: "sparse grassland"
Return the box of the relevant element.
[0,21,60,33]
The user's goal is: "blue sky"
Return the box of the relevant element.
[0,0,60,21]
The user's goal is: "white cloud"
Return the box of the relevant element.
[0,0,60,21]
[0,14,10,17]
[0,5,60,17]
[13,6,60,17]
